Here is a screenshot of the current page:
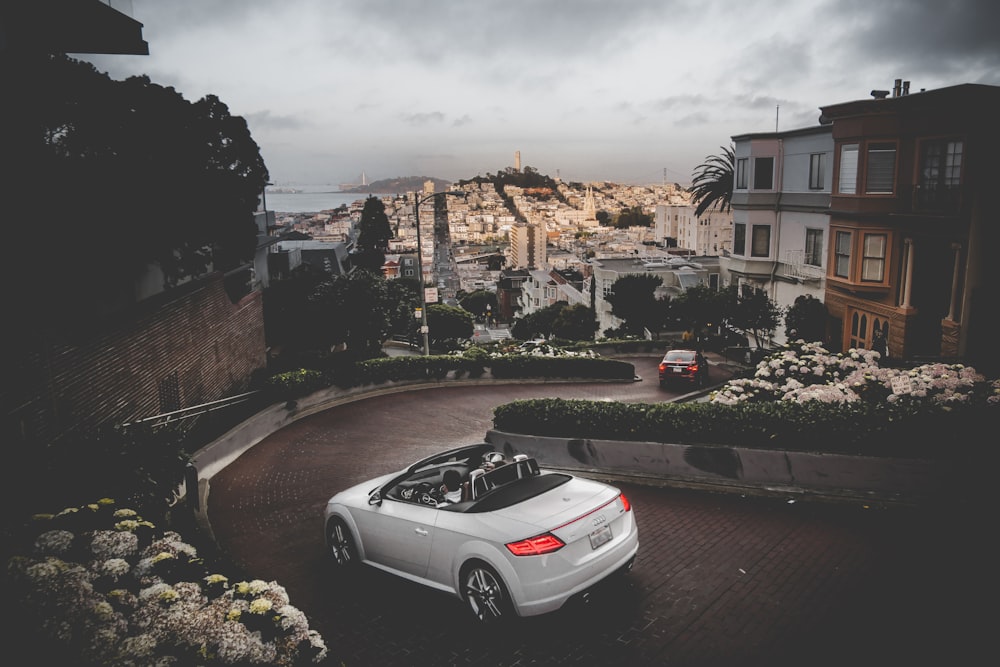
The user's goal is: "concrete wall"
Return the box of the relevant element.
[484,429,954,506]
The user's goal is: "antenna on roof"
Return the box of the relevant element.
[775,105,779,132]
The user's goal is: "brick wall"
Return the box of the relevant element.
[7,273,266,444]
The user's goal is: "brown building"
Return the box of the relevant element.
[821,82,999,375]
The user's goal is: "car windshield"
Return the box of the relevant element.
[664,350,696,362]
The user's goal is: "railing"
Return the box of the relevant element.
[912,184,962,213]
[122,391,260,428]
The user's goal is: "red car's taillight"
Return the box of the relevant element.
[506,533,565,556]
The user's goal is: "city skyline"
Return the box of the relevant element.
[82,0,1000,186]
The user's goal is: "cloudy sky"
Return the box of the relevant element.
[82,0,1000,187]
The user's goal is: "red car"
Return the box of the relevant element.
[658,349,709,387]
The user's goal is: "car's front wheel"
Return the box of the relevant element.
[462,562,512,623]
[326,517,357,568]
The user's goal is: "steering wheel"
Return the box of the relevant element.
[419,492,437,506]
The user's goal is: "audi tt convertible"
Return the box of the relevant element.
[323,443,639,623]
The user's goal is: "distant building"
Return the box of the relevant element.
[507,223,547,269]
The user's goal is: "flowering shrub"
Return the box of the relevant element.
[5,499,328,666]
[709,341,995,407]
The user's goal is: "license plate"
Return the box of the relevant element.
[589,524,612,549]
[672,367,682,373]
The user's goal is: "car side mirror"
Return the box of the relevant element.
[368,489,382,506]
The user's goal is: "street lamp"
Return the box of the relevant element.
[413,190,466,355]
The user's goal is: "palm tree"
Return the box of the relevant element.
[688,145,735,218]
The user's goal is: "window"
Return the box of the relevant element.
[865,143,896,194]
[918,139,963,209]
[809,153,825,190]
[834,231,852,278]
[733,222,747,255]
[805,228,823,266]
[861,233,886,282]
[736,158,748,189]
[751,225,770,257]
[753,157,774,190]
[838,144,858,194]
[158,372,180,414]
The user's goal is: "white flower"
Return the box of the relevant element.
[34,530,75,558]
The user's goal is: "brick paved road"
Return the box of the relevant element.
[205,356,988,666]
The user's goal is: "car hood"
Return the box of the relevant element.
[490,474,619,530]
[328,471,398,506]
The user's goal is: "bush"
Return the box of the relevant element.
[4,498,327,666]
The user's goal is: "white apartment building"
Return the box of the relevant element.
[726,124,833,346]
[518,269,588,315]
[655,204,733,256]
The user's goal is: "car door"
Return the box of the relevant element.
[353,497,436,578]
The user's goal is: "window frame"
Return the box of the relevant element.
[916,138,964,210]
[752,157,774,190]
[804,228,823,267]
[860,233,887,282]
[809,153,825,190]
[837,144,859,194]
[736,158,748,189]
[733,222,747,256]
[750,224,771,258]
[864,142,897,194]
[833,230,852,278]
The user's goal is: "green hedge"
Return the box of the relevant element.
[492,398,993,460]
[262,355,635,399]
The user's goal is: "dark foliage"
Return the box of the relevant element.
[689,145,735,218]
[1,53,269,334]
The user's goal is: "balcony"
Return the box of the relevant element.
[913,184,962,213]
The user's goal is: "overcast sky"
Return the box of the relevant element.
[81,0,1000,187]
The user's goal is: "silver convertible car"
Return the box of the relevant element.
[323,443,639,623]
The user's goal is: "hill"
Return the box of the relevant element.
[342,176,452,194]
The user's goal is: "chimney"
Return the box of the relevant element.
[902,80,910,95]
[893,79,902,97]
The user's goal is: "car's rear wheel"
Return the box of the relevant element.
[462,562,512,623]
[326,517,357,568]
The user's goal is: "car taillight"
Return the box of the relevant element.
[658,363,667,372]
[506,533,565,556]
[619,492,631,512]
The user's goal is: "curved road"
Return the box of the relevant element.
[206,356,984,667]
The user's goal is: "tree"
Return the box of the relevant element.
[352,196,393,271]
[459,290,499,321]
[427,303,474,350]
[672,284,731,336]
[2,53,269,331]
[308,270,393,359]
[551,304,599,341]
[689,145,735,218]
[512,303,565,340]
[386,277,421,342]
[605,274,663,335]
[784,294,828,344]
[729,286,783,349]
[612,206,654,229]
[262,265,327,352]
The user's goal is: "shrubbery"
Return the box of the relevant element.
[261,348,636,399]
[4,498,327,666]
[492,341,999,460]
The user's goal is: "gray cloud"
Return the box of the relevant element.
[77,0,1000,185]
